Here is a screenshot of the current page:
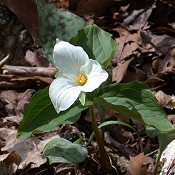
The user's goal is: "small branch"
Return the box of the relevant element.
[105,132,136,158]
[2,65,57,77]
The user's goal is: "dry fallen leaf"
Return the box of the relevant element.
[158,48,175,73]
[0,151,21,175]
[141,31,175,54]
[69,0,115,16]
[155,90,175,109]
[167,114,175,125]
[127,153,148,175]
[2,131,60,169]
[0,89,35,120]
[123,0,156,31]
[112,30,142,82]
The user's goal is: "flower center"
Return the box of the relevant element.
[75,74,87,85]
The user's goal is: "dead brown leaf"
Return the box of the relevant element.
[155,90,175,109]
[0,89,35,120]
[25,49,52,67]
[112,29,143,82]
[69,0,116,16]
[141,31,175,54]
[0,151,21,175]
[127,153,148,175]
[1,130,60,169]
[123,0,156,31]
[158,47,175,73]
[167,114,175,125]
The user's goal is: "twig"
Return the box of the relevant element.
[105,131,136,158]
[2,65,57,77]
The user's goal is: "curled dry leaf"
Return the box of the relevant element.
[141,32,175,74]
[155,90,175,109]
[112,29,143,82]
[127,153,148,175]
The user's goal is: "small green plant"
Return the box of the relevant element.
[17,24,175,174]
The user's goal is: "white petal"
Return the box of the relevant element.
[49,75,81,113]
[80,59,108,92]
[53,40,89,79]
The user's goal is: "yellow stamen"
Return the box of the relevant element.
[75,74,87,85]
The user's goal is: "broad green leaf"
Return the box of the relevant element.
[94,81,173,132]
[71,24,117,68]
[17,87,88,140]
[42,137,88,164]
[37,0,86,60]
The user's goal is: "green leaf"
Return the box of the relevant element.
[79,92,86,106]
[94,81,173,132]
[37,0,86,60]
[71,24,117,68]
[42,137,88,164]
[17,87,88,140]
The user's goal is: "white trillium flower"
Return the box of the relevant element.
[49,39,108,113]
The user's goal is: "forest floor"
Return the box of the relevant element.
[0,0,175,174]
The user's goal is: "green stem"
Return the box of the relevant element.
[90,105,108,175]
[154,150,161,174]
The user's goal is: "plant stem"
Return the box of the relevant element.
[90,105,108,175]
[154,150,161,174]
